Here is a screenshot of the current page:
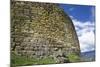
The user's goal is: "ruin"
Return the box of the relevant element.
[11,1,80,65]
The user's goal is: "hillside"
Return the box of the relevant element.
[81,50,95,62]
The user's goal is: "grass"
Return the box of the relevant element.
[11,52,81,67]
[67,53,80,63]
[11,53,56,67]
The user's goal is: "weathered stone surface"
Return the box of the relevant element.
[11,1,80,64]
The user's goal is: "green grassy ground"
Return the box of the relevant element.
[67,53,80,62]
[11,53,56,67]
[11,52,81,67]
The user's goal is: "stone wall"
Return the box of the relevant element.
[11,1,80,63]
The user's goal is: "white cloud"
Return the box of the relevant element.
[79,31,95,52]
[72,18,95,52]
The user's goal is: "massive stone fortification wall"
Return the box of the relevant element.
[11,1,80,63]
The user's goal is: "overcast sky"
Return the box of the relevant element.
[59,4,95,52]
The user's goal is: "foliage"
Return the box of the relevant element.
[67,53,80,62]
